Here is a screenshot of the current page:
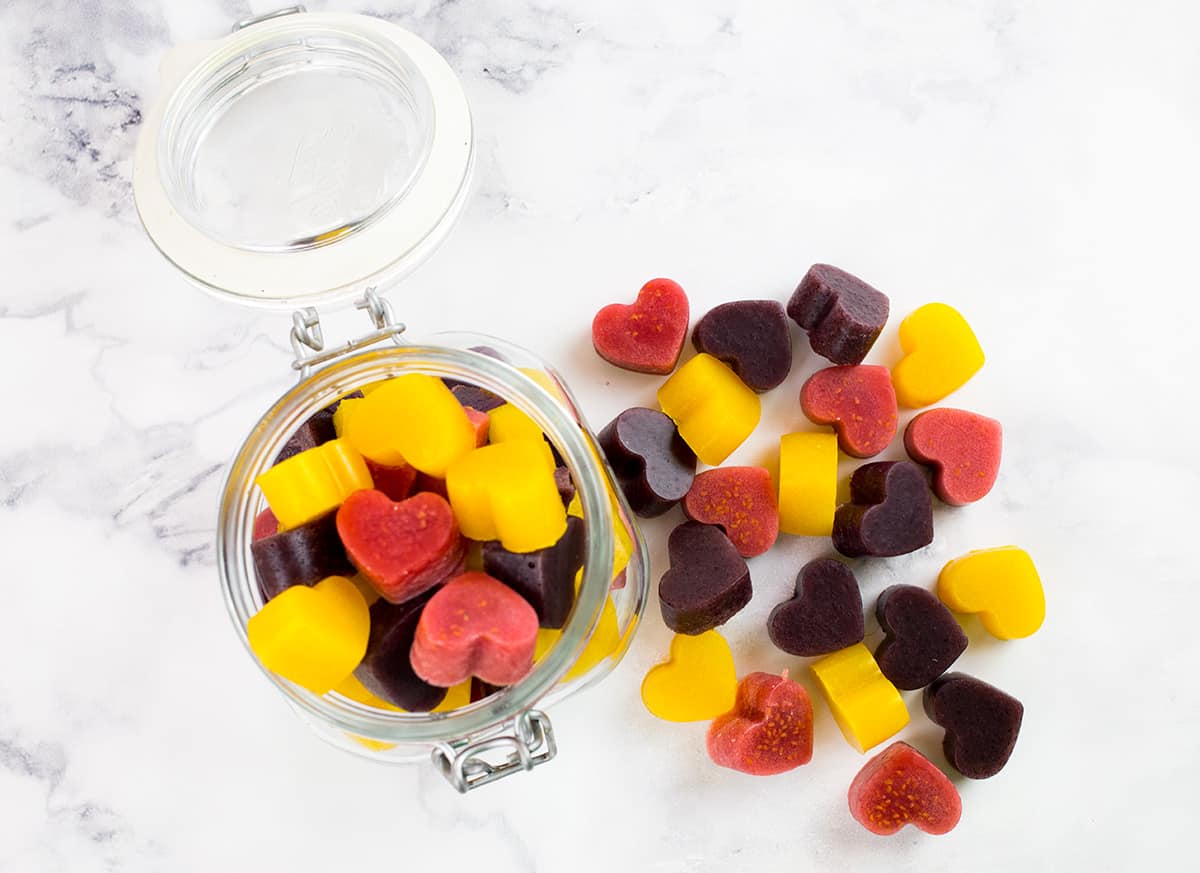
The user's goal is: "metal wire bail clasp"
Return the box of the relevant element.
[288,289,406,379]
[432,710,557,793]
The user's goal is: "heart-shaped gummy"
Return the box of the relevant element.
[691,300,792,392]
[924,673,1023,779]
[767,558,864,657]
[354,592,447,711]
[892,303,985,408]
[641,630,738,722]
[706,671,814,775]
[833,461,933,558]
[410,572,539,687]
[874,585,967,690]
[336,490,466,604]
[598,407,696,517]
[848,741,962,835]
[904,408,1002,505]
[787,264,890,366]
[658,522,752,635]
[682,466,779,558]
[592,278,690,374]
[800,365,898,458]
[482,515,585,629]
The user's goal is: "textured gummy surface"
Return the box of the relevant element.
[707,671,814,775]
[767,558,864,656]
[800,365,898,458]
[363,458,417,503]
[874,585,967,690]
[848,742,962,835]
[833,461,934,558]
[787,264,889,365]
[251,509,355,601]
[658,522,752,635]
[904,407,1002,505]
[354,592,447,711]
[682,466,779,558]
[691,300,792,392]
[592,278,690,374]
[482,515,584,629]
[598,407,696,518]
[924,672,1024,779]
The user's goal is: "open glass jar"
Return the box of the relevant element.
[133,7,650,791]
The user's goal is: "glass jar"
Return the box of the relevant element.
[133,7,651,791]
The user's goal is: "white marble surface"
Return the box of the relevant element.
[3,0,1199,869]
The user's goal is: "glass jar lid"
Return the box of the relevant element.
[132,9,474,308]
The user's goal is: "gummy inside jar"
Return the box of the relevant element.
[245,366,629,722]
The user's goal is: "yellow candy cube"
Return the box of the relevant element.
[332,397,364,438]
[640,631,738,722]
[247,576,371,695]
[657,353,760,465]
[256,438,373,530]
[777,432,838,536]
[938,546,1045,639]
[446,440,567,552]
[811,643,909,753]
[344,374,476,475]
[892,303,985,408]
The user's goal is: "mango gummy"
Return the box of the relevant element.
[938,547,1044,639]
[247,575,370,695]
[657,353,760,466]
[487,403,556,471]
[777,432,838,536]
[343,374,476,475]
[446,440,567,553]
[256,438,372,531]
[641,631,738,722]
[811,642,909,753]
[892,303,984,408]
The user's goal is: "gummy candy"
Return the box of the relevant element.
[892,303,984,408]
[682,466,779,558]
[691,300,792,392]
[767,558,864,657]
[592,278,690,374]
[904,408,1002,505]
[482,516,584,629]
[777,432,838,536]
[658,522,752,635]
[833,461,933,558]
[707,671,814,775]
[924,673,1023,779]
[251,509,355,600]
[811,643,909,753]
[937,547,1044,639]
[256,438,373,530]
[640,630,737,722]
[657,353,760,466]
[355,592,447,711]
[598,407,696,518]
[848,742,961,835]
[799,365,898,458]
[787,264,889,366]
[874,585,967,690]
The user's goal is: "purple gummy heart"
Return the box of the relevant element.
[924,673,1023,779]
[354,593,447,712]
[598,407,696,518]
[787,264,889,365]
[767,558,865,656]
[874,585,967,690]
[658,522,752,635]
[482,515,584,629]
[833,461,933,558]
[691,300,793,392]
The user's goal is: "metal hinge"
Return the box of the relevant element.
[289,288,406,379]
[432,710,557,793]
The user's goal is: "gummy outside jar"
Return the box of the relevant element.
[132,7,651,791]
[218,315,649,791]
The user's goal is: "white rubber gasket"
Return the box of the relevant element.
[132,12,473,308]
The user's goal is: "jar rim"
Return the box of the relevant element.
[217,342,619,744]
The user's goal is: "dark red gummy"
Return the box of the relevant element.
[904,408,1003,506]
[874,585,967,690]
[767,558,864,657]
[691,300,792,392]
[354,592,447,711]
[252,508,279,542]
[364,458,418,502]
[598,407,696,518]
[833,461,934,558]
[787,264,889,365]
[658,522,752,635]
[924,673,1024,779]
[251,510,355,600]
[799,365,898,458]
[482,516,584,629]
[554,466,576,506]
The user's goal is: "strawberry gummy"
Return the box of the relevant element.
[682,466,779,558]
[707,671,814,775]
[592,278,690,374]
[848,741,962,835]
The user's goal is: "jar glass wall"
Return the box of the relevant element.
[217,335,648,766]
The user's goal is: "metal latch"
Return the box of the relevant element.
[432,710,557,793]
[289,288,406,379]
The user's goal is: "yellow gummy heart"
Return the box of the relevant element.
[256,438,373,530]
[811,643,909,753]
[247,576,370,695]
[892,303,985,408]
[641,631,738,722]
[938,546,1045,639]
[344,374,476,474]
[658,353,760,466]
[777,432,838,536]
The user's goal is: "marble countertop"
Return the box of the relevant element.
[3,1,1198,870]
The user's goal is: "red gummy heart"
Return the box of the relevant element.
[592,278,690,375]
[683,467,779,558]
[252,507,279,542]
[904,408,1002,505]
[410,572,539,686]
[848,741,962,836]
[707,671,814,775]
[336,490,466,604]
[800,365,898,458]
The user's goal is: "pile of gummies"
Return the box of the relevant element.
[593,265,1043,836]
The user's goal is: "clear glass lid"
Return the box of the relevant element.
[133,9,474,308]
